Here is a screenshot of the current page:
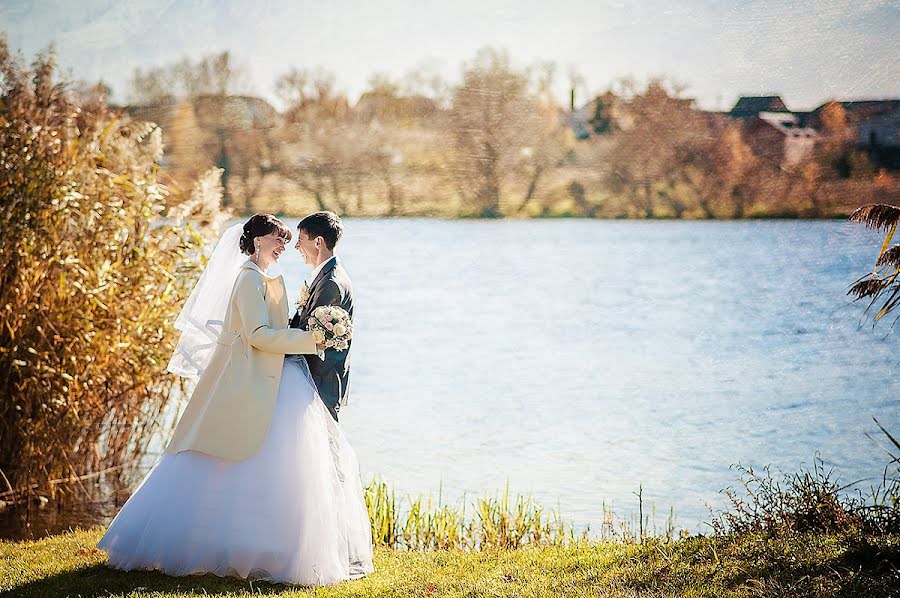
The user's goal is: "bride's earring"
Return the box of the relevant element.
[254,242,259,261]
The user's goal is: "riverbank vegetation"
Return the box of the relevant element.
[3,434,899,597]
[4,419,899,595]
[0,37,227,502]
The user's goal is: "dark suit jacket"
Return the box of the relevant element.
[289,256,353,421]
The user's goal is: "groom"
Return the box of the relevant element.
[289,211,354,422]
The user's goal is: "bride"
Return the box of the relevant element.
[98,213,374,585]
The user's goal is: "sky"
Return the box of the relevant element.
[1,0,898,111]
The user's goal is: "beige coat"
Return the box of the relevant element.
[165,260,317,461]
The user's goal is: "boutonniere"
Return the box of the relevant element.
[296,281,310,311]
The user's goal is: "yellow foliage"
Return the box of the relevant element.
[0,39,224,495]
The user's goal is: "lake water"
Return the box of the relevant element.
[330,218,897,533]
[4,219,898,537]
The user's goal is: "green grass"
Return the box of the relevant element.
[2,527,898,597]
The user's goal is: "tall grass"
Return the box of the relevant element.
[710,419,900,537]
[0,38,226,500]
[364,478,680,551]
[863,417,900,532]
[365,478,572,550]
[364,420,899,551]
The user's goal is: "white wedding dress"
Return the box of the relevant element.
[98,356,374,586]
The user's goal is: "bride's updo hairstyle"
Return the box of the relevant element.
[239,213,292,255]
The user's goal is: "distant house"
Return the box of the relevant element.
[747,111,817,167]
[725,96,816,167]
[566,91,622,139]
[858,106,900,146]
[807,100,900,170]
[728,95,789,119]
[858,106,900,170]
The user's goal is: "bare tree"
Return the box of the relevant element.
[129,51,245,105]
[129,66,175,105]
[207,51,237,95]
[268,124,359,214]
[514,61,569,214]
[402,60,450,106]
[449,48,534,217]
[673,120,760,219]
[368,72,401,97]
[275,67,347,122]
[604,80,712,218]
[274,67,309,107]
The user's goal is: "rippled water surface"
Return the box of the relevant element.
[334,219,898,532]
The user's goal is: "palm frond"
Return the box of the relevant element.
[875,245,900,268]
[849,204,900,232]
[848,276,889,300]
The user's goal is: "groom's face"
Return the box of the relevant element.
[294,229,320,265]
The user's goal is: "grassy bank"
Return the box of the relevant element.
[2,527,898,597]
[3,445,900,596]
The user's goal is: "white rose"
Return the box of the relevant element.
[312,330,326,343]
[333,324,346,336]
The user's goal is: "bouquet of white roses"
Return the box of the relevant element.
[308,305,352,352]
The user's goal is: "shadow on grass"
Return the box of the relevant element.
[715,533,900,597]
[2,563,328,597]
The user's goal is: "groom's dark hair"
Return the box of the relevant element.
[298,211,343,250]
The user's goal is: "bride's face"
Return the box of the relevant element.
[256,233,287,263]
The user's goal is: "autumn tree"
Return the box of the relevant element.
[604,80,708,218]
[598,79,769,219]
[815,100,874,180]
[676,120,760,219]
[266,123,361,214]
[514,61,569,214]
[450,48,564,217]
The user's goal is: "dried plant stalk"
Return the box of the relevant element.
[0,38,224,497]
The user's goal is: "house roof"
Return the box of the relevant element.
[729,96,788,118]
[818,99,900,122]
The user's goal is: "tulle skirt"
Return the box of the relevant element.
[97,358,374,586]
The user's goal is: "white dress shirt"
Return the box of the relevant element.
[307,255,336,286]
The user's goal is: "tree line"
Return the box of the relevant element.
[64,48,900,219]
